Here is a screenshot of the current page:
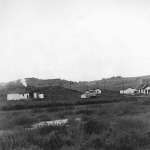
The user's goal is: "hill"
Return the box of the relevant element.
[1,75,150,95]
[24,75,150,91]
[29,86,81,102]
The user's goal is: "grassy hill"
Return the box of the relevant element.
[1,75,150,95]
[30,86,81,102]
[25,75,150,91]
[0,84,81,102]
[23,75,150,91]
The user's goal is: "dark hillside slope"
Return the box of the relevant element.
[25,76,150,91]
[84,75,150,91]
[1,75,150,93]
[0,84,81,102]
[28,86,81,102]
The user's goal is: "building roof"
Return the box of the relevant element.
[137,84,149,90]
[125,88,137,91]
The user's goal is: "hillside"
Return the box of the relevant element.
[1,75,150,94]
[22,75,150,91]
[29,86,81,102]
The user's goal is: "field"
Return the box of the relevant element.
[1,96,150,150]
[0,94,136,111]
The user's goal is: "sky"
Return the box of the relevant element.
[1,0,150,82]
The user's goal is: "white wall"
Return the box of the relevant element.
[7,92,45,100]
[39,93,44,99]
[7,93,29,100]
[120,88,137,95]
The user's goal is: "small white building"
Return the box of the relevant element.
[138,84,150,95]
[33,93,44,99]
[7,92,45,101]
[38,93,44,99]
[138,85,150,95]
[120,90,124,94]
[95,89,102,94]
[7,93,30,100]
[81,89,101,99]
[81,94,88,99]
[144,86,150,95]
[120,88,137,95]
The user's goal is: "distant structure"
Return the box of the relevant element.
[81,89,101,99]
[120,84,150,96]
[120,88,138,95]
[6,78,45,101]
[7,93,29,100]
[138,84,150,95]
[7,92,44,101]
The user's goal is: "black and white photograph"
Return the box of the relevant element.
[1,0,150,150]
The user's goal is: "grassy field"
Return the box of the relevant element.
[0,94,136,111]
[1,97,150,150]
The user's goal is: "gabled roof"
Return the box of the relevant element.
[124,88,137,91]
[137,84,149,90]
[120,88,137,91]
[145,86,150,90]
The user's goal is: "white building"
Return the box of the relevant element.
[138,84,147,94]
[81,94,88,99]
[144,86,150,94]
[81,89,101,99]
[7,93,30,100]
[95,89,102,94]
[38,93,44,99]
[138,85,150,95]
[7,92,45,101]
[120,88,137,95]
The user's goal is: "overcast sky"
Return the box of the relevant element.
[1,0,150,82]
